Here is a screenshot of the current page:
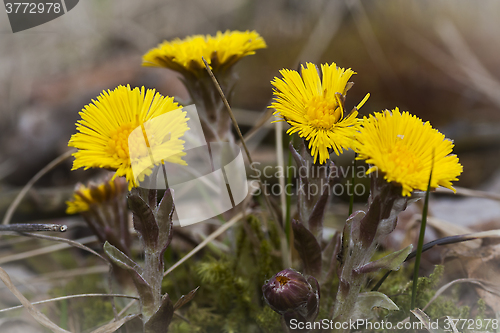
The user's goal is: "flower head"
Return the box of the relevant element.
[66,177,128,214]
[270,62,368,164]
[356,108,463,196]
[142,30,266,75]
[262,269,319,321]
[69,85,189,190]
[66,176,132,255]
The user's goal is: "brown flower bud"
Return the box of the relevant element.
[262,269,319,322]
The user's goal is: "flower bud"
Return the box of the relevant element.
[262,268,319,321]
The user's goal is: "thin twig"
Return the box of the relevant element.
[0,293,139,313]
[112,299,138,323]
[0,235,98,265]
[2,232,118,319]
[202,57,290,267]
[241,108,274,143]
[0,268,71,333]
[0,223,67,232]
[2,149,76,225]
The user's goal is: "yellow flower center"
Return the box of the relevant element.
[106,122,138,163]
[304,96,342,130]
[276,276,290,286]
[387,138,420,175]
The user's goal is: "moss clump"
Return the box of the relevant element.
[375,265,479,329]
[167,215,283,333]
[255,306,283,333]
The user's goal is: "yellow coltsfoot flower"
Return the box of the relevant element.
[68,85,189,190]
[66,177,128,214]
[66,176,132,257]
[270,62,368,164]
[355,108,463,196]
[142,30,266,75]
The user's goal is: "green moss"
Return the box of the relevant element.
[167,215,284,332]
[374,265,488,329]
[255,306,283,333]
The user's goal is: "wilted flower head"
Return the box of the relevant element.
[66,176,131,255]
[356,108,463,196]
[68,85,189,190]
[270,62,369,164]
[142,30,266,75]
[66,176,128,214]
[262,268,319,322]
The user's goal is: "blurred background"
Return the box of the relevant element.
[0,0,500,245]
[1,0,500,329]
[1,0,500,187]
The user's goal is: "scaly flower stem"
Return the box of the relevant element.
[181,70,236,143]
[143,247,163,321]
[411,165,433,310]
[332,175,408,332]
[348,154,356,216]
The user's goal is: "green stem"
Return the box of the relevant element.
[411,161,433,310]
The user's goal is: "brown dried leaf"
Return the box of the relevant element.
[444,243,500,311]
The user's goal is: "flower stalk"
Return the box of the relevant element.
[411,157,433,310]
[181,68,237,143]
[332,174,413,329]
[103,187,197,333]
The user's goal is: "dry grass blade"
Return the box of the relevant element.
[90,314,140,333]
[410,309,444,333]
[436,20,500,108]
[0,293,139,313]
[0,265,109,290]
[0,235,98,265]
[0,267,71,333]
[0,159,16,182]
[163,210,248,277]
[1,232,118,318]
[347,0,400,86]
[112,299,138,322]
[422,278,500,312]
[2,149,75,225]
[241,108,273,143]
[436,186,500,202]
